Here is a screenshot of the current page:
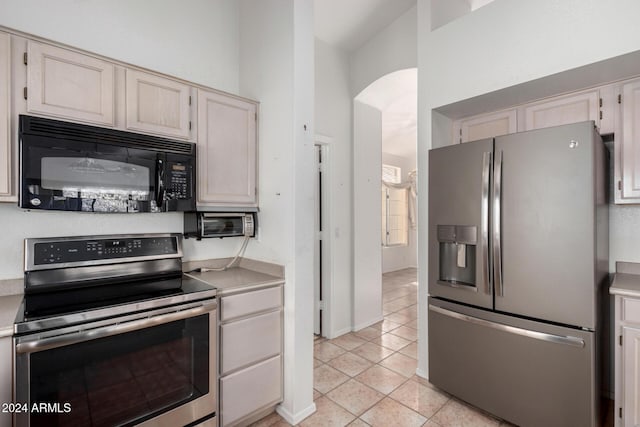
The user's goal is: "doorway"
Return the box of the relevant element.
[314,138,332,337]
[353,68,417,330]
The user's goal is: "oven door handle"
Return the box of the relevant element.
[16,302,217,354]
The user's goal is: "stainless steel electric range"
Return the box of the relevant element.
[13,234,217,427]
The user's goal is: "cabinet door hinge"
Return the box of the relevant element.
[620,334,623,346]
[188,95,192,106]
[618,180,623,191]
[255,112,257,121]
[23,52,27,65]
[620,407,623,418]
[189,121,192,130]
[23,87,27,100]
[619,94,622,104]
[599,98,603,108]
[318,300,326,310]
[599,110,603,120]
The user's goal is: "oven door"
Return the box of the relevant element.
[14,300,217,427]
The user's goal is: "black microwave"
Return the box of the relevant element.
[19,115,195,213]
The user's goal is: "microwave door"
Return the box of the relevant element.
[22,141,157,212]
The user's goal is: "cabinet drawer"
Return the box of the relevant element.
[221,286,282,321]
[221,310,281,375]
[623,297,640,324]
[221,355,282,427]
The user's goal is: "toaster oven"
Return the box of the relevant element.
[184,212,255,239]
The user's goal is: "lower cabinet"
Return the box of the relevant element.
[219,284,283,427]
[220,355,282,427]
[614,294,640,427]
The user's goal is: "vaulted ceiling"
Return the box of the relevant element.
[313,0,416,52]
[313,0,495,160]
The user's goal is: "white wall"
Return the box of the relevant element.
[349,6,417,334]
[381,151,417,273]
[314,39,353,337]
[0,0,252,280]
[239,0,315,423]
[0,0,239,93]
[423,0,640,110]
[430,0,470,30]
[350,5,417,98]
[417,0,640,381]
[353,100,383,330]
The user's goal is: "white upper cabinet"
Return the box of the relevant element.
[523,90,600,131]
[618,79,640,202]
[26,41,115,126]
[454,109,517,143]
[125,69,191,139]
[0,32,11,199]
[197,89,257,207]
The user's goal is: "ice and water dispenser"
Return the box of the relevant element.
[437,225,477,288]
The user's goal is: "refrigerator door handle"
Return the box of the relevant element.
[493,150,504,297]
[481,151,492,295]
[429,304,585,348]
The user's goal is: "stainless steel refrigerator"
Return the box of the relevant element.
[428,121,608,427]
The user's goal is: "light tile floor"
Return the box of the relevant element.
[251,268,613,427]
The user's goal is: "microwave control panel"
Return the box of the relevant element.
[167,161,192,200]
[32,236,179,265]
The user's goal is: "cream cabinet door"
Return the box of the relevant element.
[523,90,599,131]
[220,355,282,427]
[623,326,640,427]
[26,41,114,126]
[0,32,11,199]
[197,89,257,207]
[454,109,517,143]
[619,80,640,202]
[125,69,191,139]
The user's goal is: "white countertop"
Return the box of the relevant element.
[186,267,284,296]
[610,262,640,298]
[0,294,22,338]
[611,273,640,298]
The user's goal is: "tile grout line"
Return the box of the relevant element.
[312,270,425,425]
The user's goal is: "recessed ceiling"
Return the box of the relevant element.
[314,0,416,52]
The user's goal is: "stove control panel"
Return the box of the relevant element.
[32,235,180,266]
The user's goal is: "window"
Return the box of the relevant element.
[381,164,408,247]
[382,164,401,184]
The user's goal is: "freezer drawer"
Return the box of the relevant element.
[428,299,597,427]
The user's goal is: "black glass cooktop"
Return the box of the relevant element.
[14,274,215,334]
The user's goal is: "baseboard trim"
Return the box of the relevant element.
[415,368,428,379]
[326,326,352,339]
[276,402,316,425]
[353,315,384,332]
